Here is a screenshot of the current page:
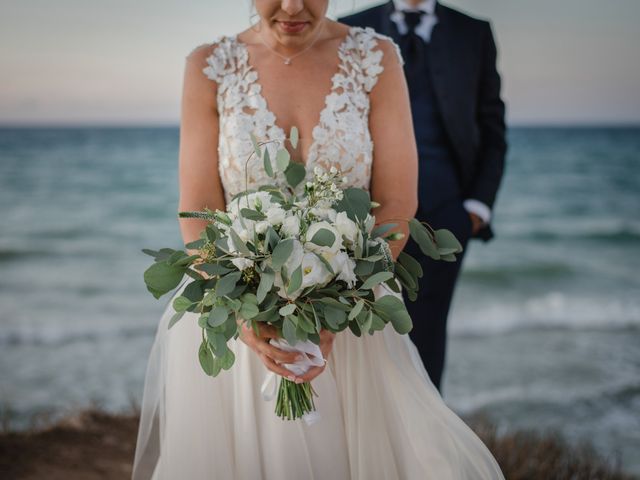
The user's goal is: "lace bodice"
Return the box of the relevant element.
[201,26,403,204]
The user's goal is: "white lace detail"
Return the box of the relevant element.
[202,26,403,204]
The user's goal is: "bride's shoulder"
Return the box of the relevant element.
[348,26,404,67]
[343,26,404,92]
[185,35,241,84]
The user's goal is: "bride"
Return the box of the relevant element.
[132,1,505,479]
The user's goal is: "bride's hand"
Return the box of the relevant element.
[238,320,305,382]
[294,329,336,383]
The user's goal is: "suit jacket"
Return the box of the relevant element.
[340,1,507,241]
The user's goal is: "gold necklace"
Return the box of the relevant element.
[257,21,325,65]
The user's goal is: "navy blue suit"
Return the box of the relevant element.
[340,2,507,390]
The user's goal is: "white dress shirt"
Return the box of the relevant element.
[390,0,492,225]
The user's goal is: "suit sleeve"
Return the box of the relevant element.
[467,22,507,210]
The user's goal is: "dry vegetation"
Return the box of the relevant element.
[0,408,635,479]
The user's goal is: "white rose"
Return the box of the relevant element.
[309,207,337,222]
[334,211,359,244]
[300,253,332,289]
[305,221,343,254]
[328,251,357,288]
[265,206,286,226]
[281,215,300,237]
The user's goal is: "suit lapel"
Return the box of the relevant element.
[428,3,463,158]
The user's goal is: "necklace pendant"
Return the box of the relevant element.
[284,58,292,65]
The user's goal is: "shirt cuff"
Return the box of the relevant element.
[463,199,492,224]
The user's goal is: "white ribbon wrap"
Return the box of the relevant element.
[260,338,325,425]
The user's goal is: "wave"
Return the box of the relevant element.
[0,247,53,263]
[449,292,640,336]
[501,221,640,243]
[451,377,640,415]
[0,323,155,347]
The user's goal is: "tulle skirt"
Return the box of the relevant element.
[132,277,504,479]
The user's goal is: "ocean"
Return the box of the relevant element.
[0,126,638,473]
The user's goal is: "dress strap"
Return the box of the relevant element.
[348,26,405,93]
[201,36,242,90]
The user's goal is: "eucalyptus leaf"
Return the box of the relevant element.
[361,271,394,290]
[271,238,294,270]
[240,208,266,221]
[263,148,274,177]
[285,162,306,188]
[409,219,440,259]
[256,269,275,303]
[168,310,184,329]
[216,271,241,297]
[348,299,364,320]
[198,340,215,376]
[434,228,463,253]
[229,228,252,256]
[144,262,186,299]
[310,228,336,248]
[371,223,398,238]
[334,187,371,222]
[282,316,298,345]
[276,148,290,171]
[172,295,193,312]
[290,126,299,149]
[239,302,259,319]
[249,132,261,158]
[208,306,229,327]
[398,251,423,279]
[279,303,297,316]
[287,265,303,295]
[219,349,235,370]
[197,263,232,276]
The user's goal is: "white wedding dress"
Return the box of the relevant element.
[132,26,504,480]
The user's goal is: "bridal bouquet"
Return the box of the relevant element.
[142,128,462,422]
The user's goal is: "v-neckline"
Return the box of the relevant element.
[233,26,356,166]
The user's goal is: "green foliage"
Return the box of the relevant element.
[334,187,371,222]
[143,261,186,299]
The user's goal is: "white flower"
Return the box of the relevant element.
[281,215,300,237]
[227,191,273,217]
[265,206,286,226]
[255,221,270,235]
[305,221,343,254]
[334,211,359,244]
[309,207,337,222]
[231,257,254,271]
[328,251,357,288]
[300,253,332,288]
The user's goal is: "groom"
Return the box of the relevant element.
[340,1,507,390]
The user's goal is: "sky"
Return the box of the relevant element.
[1,0,639,126]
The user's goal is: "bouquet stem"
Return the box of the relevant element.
[275,378,317,420]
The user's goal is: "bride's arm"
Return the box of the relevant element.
[178,45,227,255]
[368,40,419,260]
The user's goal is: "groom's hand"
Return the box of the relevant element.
[469,212,485,235]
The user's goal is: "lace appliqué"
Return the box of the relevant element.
[202,26,401,204]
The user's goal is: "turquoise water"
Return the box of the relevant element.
[0,126,639,472]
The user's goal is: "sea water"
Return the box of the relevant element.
[0,126,638,472]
